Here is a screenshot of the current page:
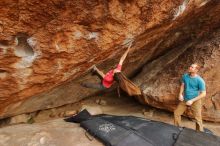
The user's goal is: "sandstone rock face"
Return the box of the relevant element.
[134,29,220,122]
[0,0,220,122]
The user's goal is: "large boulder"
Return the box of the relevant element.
[134,28,220,122]
[0,0,220,122]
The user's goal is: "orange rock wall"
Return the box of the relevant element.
[135,29,220,121]
[0,0,220,121]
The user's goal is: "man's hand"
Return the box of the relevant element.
[186,100,193,106]
[178,94,184,101]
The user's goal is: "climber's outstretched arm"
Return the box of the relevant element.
[118,46,131,66]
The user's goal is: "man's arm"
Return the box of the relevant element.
[191,91,206,102]
[178,83,184,101]
[186,91,206,106]
[186,78,206,106]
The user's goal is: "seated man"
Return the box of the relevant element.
[81,47,130,90]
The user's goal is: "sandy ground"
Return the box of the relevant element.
[92,93,220,136]
[1,92,220,146]
[3,91,220,136]
[36,91,220,136]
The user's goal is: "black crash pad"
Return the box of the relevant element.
[65,110,220,146]
[80,115,180,146]
[174,128,220,146]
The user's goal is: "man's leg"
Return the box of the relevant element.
[191,99,203,131]
[174,101,187,127]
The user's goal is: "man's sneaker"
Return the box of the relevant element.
[204,128,213,135]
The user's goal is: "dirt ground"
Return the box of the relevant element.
[0,91,220,146]
[1,91,220,146]
[33,91,220,137]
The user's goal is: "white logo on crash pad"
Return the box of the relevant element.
[99,123,116,133]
